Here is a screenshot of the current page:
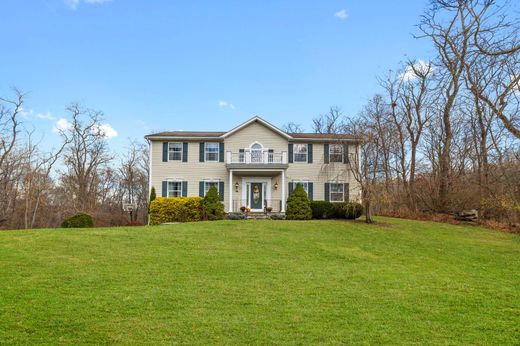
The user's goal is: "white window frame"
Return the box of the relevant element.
[293,144,308,163]
[204,180,220,196]
[168,142,183,161]
[329,144,344,163]
[205,142,219,162]
[167,181,182,197]
[329,183,345,202]
[292,181,310,195]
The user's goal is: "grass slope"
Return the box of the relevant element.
[0,218,519,345]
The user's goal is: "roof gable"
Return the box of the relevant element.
[222,116,292,139]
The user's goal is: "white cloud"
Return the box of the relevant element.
[334,9,348,20]
[53,118,73,133]
[63,0,112,10]
[399,60,432,81]
[19,107,34,119]
[93,123,118,139]
[36,112,55,121]
[218,100,235,110]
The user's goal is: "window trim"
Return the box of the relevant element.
[329,144,344,163]
[292,181,310,195]
[168,142,183,161]
[205,142,219,162]
[167,180,183,197]
[293,144,308,163]
[203,180,220,195]
[329,183,345,202]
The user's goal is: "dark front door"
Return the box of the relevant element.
[250,183,263,210]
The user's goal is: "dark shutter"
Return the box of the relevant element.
[182,142,188,162]
[288,144,293,163]
[199,143,205,162]
[344,183,349,202]
[162,181,168,197]
[219,142,224,162]
[324,144,329,164]
[307,144,313,163]
[308,182,313,201]
[162,142,168,162]
[199,181,205,197]
[324,183,330,201]
[182,181,188,197]
[288,182,294,196]
[343,144,349,164]
[219,181,224,201]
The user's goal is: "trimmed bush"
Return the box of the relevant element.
[344,202,364,219]
[269,213,286,220]
[227,212,247,220]
[310,201,336,219]
[61,213,94,228]
[332,202,348,219]
[203,186,225,220]
[285,183,312,220]
[149,197,203,225]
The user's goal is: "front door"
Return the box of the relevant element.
[250,183,263,210]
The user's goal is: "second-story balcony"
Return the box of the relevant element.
[225,150,288,169]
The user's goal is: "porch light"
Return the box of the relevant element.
[235,181,239,192]
[274,181,278,190]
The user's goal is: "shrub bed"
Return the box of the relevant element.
[227,212,247,220]
[149,197,203,225]
[310,201,364,220]
[61,213,94,228]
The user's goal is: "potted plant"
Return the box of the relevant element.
[266,206,273,213]
[240,206,246,212]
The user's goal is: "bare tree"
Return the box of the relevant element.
[59,104,113,213]
[282,122,304,133]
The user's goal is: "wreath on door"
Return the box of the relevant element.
[252,184,260,203]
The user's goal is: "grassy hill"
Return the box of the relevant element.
[1,218,519,345]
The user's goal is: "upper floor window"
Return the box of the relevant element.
[293,144,308,162]
[329,183,345,202]
[168,143,183,161]
[205,143,219,162]
[167,181,182,197]
[329,144,343,163]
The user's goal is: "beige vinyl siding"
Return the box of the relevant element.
[149,120,361,211]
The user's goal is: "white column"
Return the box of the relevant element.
[281,170,286,212]
[228,170,233,212]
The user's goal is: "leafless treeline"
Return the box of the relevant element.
[314,0,520,224]
[0,94,149,229]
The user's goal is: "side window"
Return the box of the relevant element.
[168,143,182,161]
[329,144,343,163]
[293,144,308,162]
[205,143,219,162]
[329,183,344,202]
[167,181,182,197]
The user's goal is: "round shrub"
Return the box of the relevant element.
[286,183,312,220]
[203,186,225,220]
[61,213,94,228]
[310,201,335,219]
[227,212,247,220]
[344,202,364,219]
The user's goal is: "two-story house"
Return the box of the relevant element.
[145,116,361,213]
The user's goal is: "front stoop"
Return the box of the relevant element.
[246,213,269,220]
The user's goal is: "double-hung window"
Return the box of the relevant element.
[293,144,308,162]
[167,181,182,197]
[204,181,219,195]
[205,143,219,162]
[168,143,182,161]
[329,144,343,163]
[293,181,309,195]
[329,183,345,202]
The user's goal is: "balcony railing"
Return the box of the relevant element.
[226,150,287,164]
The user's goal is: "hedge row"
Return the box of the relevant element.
[310,201,363,219]
[149,197,203,225]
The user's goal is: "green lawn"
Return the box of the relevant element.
[0,218,519,345]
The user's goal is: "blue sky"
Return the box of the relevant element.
[1,0,432,151]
